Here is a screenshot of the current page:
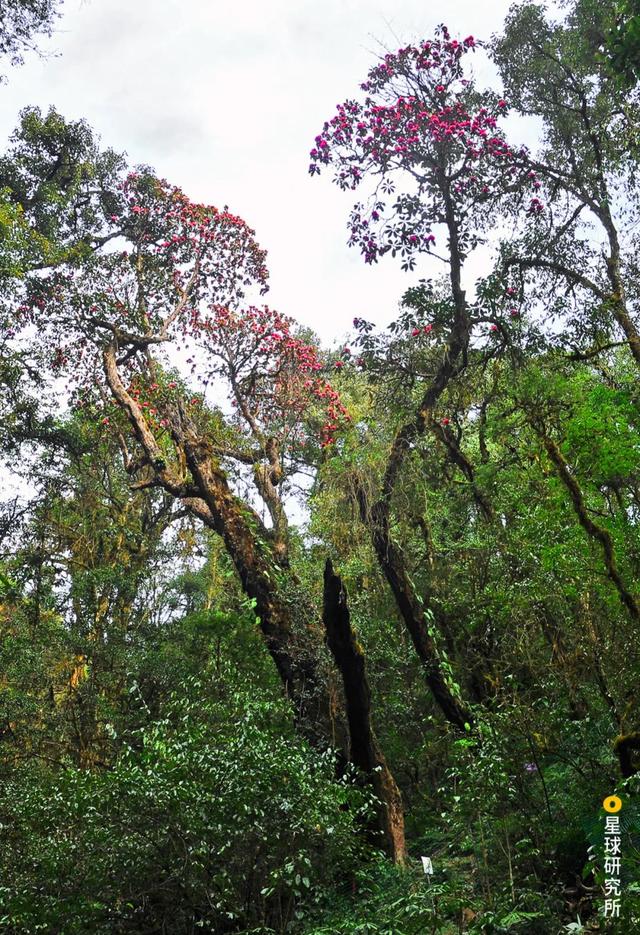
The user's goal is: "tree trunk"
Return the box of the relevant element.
[360,494,472,732]
[173,410,342,747]
[323,559,406,863]
[614,733,640,779]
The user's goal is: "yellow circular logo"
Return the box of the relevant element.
[603,795,622,813]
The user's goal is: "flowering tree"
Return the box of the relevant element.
[310,27,542,730]
[5,147,408,859]
[191,304,349,561]
[16,169,267,358]
[6,160,348,744]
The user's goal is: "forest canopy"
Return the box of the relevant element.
[0,0,639,932]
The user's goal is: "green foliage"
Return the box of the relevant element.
[603,0,640,86]
[302,861,453,935]
[0,106,124,272]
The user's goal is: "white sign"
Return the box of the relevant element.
[421,856,433,875]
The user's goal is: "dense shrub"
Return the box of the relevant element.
[0,678,372,934]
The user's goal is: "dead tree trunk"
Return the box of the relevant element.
[323,559,406,864]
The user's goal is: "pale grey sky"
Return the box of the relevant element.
[1,0,520,344]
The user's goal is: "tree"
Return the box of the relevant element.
[3,3,640,929]
[0,106,125,280]
[493,0,640,366]
[310,26,540,729]
[6,158,333,732]
[2,125,408,856]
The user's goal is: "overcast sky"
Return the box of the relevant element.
[1,0,521,345]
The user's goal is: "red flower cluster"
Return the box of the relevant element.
[11,169,279,425]
[190,305,350,450]
[117,175,270,297]
[309,26,543,264]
